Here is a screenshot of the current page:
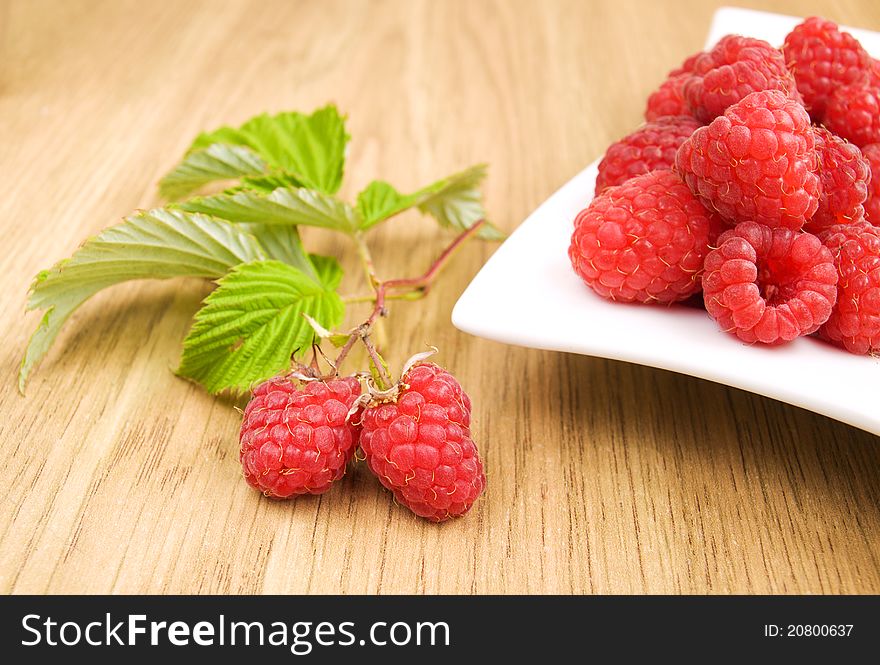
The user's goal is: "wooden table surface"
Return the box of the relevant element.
[2,0,879,595]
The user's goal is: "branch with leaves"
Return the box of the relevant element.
[20,105,501,394]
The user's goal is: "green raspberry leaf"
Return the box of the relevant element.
[161,105,349,200]
[355,180,419,226]
[230,172,307,195]
[241,224,316,277]
[176,259,344,394]
[20,209,269,392]
[415,164,504,240]
[307,254,345,291]
[178,186,359,233]
[159,144,268,200]
[356,164,503,239]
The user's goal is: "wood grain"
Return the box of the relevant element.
[1,0,879,594]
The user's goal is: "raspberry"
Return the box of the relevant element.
[818,222,880,354]
[645,52,704,122]
[569,169,722,303]
[675,90,821,230]
[822,83,880,148]
[861,142,880,223]
[239,375,362,498]
[359,363,485,522]
[702,222,837,344]
[595,116,700,193]
[683,35,799,123]
[871,59,880,86]
[782,17,874,118]
[645,74,691,122]
[805,126,870,234]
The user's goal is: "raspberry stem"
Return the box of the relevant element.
[385,218,487,294]
[331,220,486,378]
[351,232,387,349]
[352,231,380,289]
[332,324,366,374]
[365,218,486,329]
[341,291,425,304]
[361,334,393,389]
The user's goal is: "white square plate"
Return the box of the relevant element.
[452,7,880,436]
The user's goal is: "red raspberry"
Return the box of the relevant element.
[645,52,703,122]
[595,116,700,194]
[683,35,799,123]
[645,74,690,122]
[570,169,722,303]
[805,126,870,234]
[239,375,361,498]
[782,17,874,118]
[359,363,485,522]
[675,90,820,230]
[861,142,880,223]
[822,83,880,148]
[702,222,837,344]
[871,59,880,86]
[818,222,880,354]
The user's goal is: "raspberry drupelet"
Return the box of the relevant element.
[702,221,838,344]
[675,90,821,230]
[818,222,880,354]
[239,375,362,498]
[570,169,722,304]
[359,362,485,522]
[595,116,701,194]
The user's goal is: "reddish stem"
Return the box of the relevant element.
[383,219,486,295]
[360,334,392,388]
[332,325,364,372]
[331,219,486,376]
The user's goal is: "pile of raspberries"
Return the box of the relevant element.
[569,17,880,354]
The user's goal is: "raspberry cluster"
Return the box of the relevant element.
[570,169,721,303]
[782,17,873,118]
[702,222,837,344]
[862,143,880,223]
[239,376,362,498]
[782,16,880,148]
[644,74,690,122]
[595,116,701,194]
[571,16,880,356]
[807,126,870,234]
[683,35,799,123]
[360,362,485,522]
[675,90,820,230]
[239,362,486,522]
[818,222,880,354]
